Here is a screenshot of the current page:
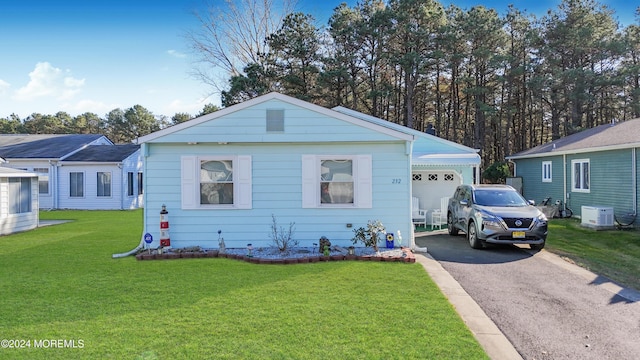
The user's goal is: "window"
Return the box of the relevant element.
[302,155,372,208]
[127,172,134,196]
[137,172,143,195]
[200,159,234,204]
[428,173,438,181]
[181,156,252,209]
[70,172,84,197]
[33,167,49,195]
[97,172,111,197]
[571,159,590,192]
[444,173,454,181]
[542,161,552,182]
[9,177,31,214]
[412,173,422,181]
[320,159,354,204]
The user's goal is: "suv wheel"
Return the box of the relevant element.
[467,221,484,249]
[447,212,458,236]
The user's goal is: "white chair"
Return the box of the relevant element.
[431,196,450,230]
[412,197,427,228]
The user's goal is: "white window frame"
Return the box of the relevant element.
[127,172,134,197]
[97,171,112,197]
[302,154,372,209]
[571,159,590,193]
[33,167,49,195]
[542,161,552,183]
[69,172,84,198]
[181,155,252,210]
[9,177,32,214]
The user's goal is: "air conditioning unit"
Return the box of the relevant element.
[581,206,614,229]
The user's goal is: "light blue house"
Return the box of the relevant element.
[137,92,480,250]
[506,118,640,227]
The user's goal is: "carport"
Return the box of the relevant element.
[411,152,481,227]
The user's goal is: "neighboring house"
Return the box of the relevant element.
[506,118,640,227]
[59,144,143,210]
[0,167,39,235]
[137,92,479,250]
[0,134,144,210]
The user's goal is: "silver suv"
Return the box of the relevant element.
[447,184,548,250]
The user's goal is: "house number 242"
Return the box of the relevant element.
[392,178,401,184]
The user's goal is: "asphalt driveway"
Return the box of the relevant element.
[416,231,640,360]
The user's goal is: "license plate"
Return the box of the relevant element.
[512,231,526,239]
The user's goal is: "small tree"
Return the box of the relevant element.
[269,214,297,252]
[482,161,511,184]
[351,220,386,252]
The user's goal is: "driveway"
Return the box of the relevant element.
[416,232,640,360]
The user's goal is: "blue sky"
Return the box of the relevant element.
[0,1,636,119]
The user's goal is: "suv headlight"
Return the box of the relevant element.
[478,211,502,228]
[536,213,548,226]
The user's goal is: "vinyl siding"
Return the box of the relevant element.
[145,99,404,144]
[515,148,639,225]
[0,176,39,235]
[58,164,124,210]
[514,156,565,204]
[143,142,411,249]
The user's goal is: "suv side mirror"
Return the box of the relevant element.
[459,199,469,207]
[528,200,536,206]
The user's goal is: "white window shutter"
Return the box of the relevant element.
[181,156,197,209]
[301,155,317,208]
[235,155,252,209]
[356,155,372,208]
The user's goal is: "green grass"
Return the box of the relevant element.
[0,210,487,359]
[546,218,640,291]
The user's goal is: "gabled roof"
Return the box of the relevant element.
[507,118,640,159]
[0,134,110,159]
[62,144,140,162]
[137,92,415,143]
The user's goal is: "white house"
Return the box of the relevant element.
[0,134,143,210]
[136,92,479,250]
[58,144,143,210]
[0,167,39,235]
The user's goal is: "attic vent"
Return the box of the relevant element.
[266,109,284,132]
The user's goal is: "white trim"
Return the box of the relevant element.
[542,161,552,183]
[571,159,590,193]
[138,92,414,144]
[181,155,253,210]
[301,154,372,209]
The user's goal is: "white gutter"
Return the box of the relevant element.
[563,154,567,212]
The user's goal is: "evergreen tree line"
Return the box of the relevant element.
[0,104,219,144]
[219,0,640,165]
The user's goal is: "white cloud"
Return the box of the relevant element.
[62,99,121,116]
[0,79,10,95]
[13,62,85,101]
[167,49,187,58]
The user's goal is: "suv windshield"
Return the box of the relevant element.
[473,189,529,207]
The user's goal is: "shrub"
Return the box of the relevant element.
[269,214,298,252]
[351,219,386,252]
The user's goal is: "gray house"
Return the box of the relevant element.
[506,118,640,227]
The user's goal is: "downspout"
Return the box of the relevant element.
[632,148,637,216]
[563,154,568,213]
[112,142,147,258]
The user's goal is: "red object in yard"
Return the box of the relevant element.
[160,204,171,247]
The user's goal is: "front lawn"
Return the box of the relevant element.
[547,218,640,291]
[0,210,487,359]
